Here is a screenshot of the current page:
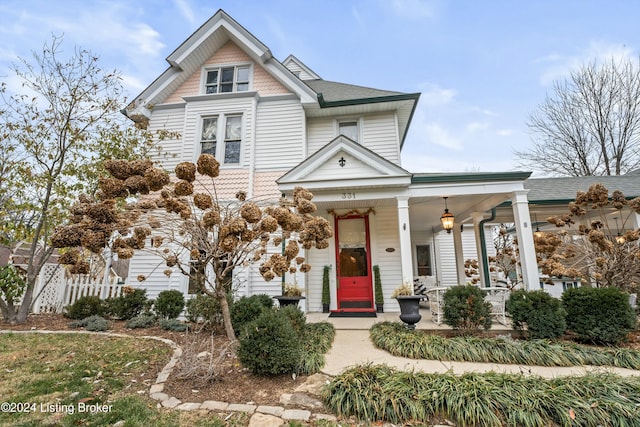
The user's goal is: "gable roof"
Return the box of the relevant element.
[282,55,321,80]
[277,135,411,192]
[126,9,317,119]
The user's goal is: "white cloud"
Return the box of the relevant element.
[424,123,461,150]
[497,129,513,137]
[465,121,489,133]
[537,40,636,86]
[419,83,456,106]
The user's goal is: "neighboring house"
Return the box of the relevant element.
[124,9,639,313]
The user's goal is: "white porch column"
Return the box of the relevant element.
[632,212,640,230]
[471,212,488,287]
[511,190,539,290]
[452,223,466,285]
[397,196,413,285]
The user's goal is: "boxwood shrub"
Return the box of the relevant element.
[562,286,636,344]
[506,289,566,339]
[443,284,492,332]
[230,294,273,336]
[237,308,302,375]
[154,289,185,319]
[64,295,106,319]
[107,288,148,320]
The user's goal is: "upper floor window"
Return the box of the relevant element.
[205,65,250,94]
[338,120,359,142]
[200,114,242,165]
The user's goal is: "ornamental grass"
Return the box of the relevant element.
[323,364,640,426]
[371,322,640,370]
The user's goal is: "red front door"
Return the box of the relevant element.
[335,215,373,310]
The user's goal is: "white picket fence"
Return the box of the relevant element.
[31,263,123,314]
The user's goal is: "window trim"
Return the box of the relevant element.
[336,117,361,143]
[198,113,243,166]
[201,63,252,94]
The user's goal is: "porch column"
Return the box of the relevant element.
[452,223,466,285]
[632,212,640,230]
[396,196,413,285]
[471,212,488,287]
[511,190,539,290]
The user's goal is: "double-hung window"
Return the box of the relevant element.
[200,115,242,165]
[205,65,250,94]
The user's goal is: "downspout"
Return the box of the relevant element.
[478,208,496,287]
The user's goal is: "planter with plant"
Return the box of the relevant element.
[373,265,384,313]
[322,265,331,313]
[392,283,424,329]
[274,283,305,308]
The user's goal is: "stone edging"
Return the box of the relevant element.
[0,329,337,423]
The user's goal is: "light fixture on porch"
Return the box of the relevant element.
[614,217,626,244]
[533,212,543,238]
[440,197,455,233]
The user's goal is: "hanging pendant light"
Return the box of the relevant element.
[533,212,543,238]
[440,197,455,233]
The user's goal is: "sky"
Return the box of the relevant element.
[1,0,640,175]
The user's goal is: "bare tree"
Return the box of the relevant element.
[518,57,640,176]
[0,36,166,323]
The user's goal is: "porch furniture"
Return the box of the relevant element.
[482,287,509,325]
[426,287,447,324]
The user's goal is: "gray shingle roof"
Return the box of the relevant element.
[524,175,640,202]
[304,79,405,103]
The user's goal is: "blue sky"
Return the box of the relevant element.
[1,0,639,175]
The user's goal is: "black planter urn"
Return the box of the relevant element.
[396,295,424,329]
[274,295,305,308]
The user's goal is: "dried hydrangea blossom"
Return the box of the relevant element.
[175,162,197,182]
[104,159,132,180]
[124,175,150,195]
[69,260,90,275]
[299,263,311,273]
[228,218,247,234]
[174,180,194,196]
[129,159,153,176]
[284,240,299,260]
[58,249,80,265]
[166,255,178,267]
[220,235,239,252]
[193,193,213,210]
[240,202,261,223]
[202,208,221,229]
[236,191,247,201]
[98,177,128,199]
[196,154,220,177]
[259,216,278,233]
[163,269,173,277]
[137,274,147,282]
[145,167,171,192]
[116,247,134,259]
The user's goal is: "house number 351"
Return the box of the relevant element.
[341,192,356,199]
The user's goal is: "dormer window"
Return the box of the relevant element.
[204,65,250,94]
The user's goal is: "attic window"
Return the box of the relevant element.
[339,121,359,142]
[205,65,250,94]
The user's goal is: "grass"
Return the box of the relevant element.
[0,332,243,426]
[324,364,640,426]
[371,321,640,369]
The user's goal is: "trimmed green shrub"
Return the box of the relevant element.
[64,296,106,319]
[278,305,306,337]
[107,288,148,320]
[237,309,302,375]
[506,289,566,339]
[185,294,221,325]
[230,294,272,335]
[562,286,636,344]
[0,264,27,305]
[154,290,185,319]
[373,265,383,306]
[125,314,157,329]
[69,315,109,331]
[442,285,492,332]
[159,318,187,332]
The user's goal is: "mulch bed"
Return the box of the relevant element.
[0,313,307,407]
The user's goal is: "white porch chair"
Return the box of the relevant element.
[426,287,447,324]
[483,287,509,325]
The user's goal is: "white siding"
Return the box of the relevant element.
[307,117,334,155]
[435,225,496,286]
[362,113,400,164]
[369,207,403,310]
[255,99,304,169]
[305,213,336,312]
[148,106,185,171]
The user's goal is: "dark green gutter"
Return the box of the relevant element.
[412,171,531,185]
[479,208,496,287]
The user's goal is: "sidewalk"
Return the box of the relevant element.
[307,309,640,379]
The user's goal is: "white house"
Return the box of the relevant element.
[124,10,639,313]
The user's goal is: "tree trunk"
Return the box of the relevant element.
[0,299,18,323]
[217,293,237,344]
[15,278,36,323]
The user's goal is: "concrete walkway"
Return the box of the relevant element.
[307,309,640,379]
